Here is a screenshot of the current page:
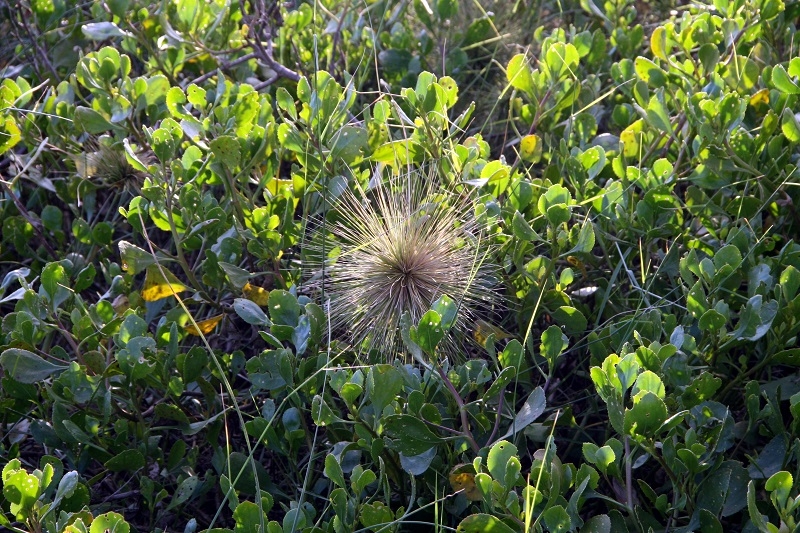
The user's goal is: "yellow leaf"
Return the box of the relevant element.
[519,134,542,163]
[184,315,223,336]
[749,88,770,113]
[243,282,270,306]
[620,119,645,159]
[141,265,189,302]
[449,471,482,501]
[473,319,514,347]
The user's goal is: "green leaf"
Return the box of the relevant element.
[234,298,271,327]
[772,349,800,366]
[650,26,668,61]
[499,339,524,371]
[339,383,363,405]
[104,449,145,472]
[89,512,130,533]
[635,56,667,87]
[541,325,568,370]
[480,160,510,183]
[431,294,457,330]
[722,55,759,91]
[542,505,571,533]
[74,106,114,134]
[186,84,207,108]
[82,21,132,40]
[732,295,778,341]
[484,367,516,398]
[123,139,149,172]
[781,108,800,142]
[567,219,595,254]
[311,394,340,425]
[399,447,436,475]
[383,414,445,456]
[551,306,588,336]
[487,440,517,484]
[324,454,346,488]
[377,49,412,74]
[577,145,606,180]
[267,290,301,327]
[165,476,198,512]
[275,87,296,119]
[456,514,516,533]
[352,468,376,494]
[0,116,21,155]
[0,348,68,383]
[437,0,458,18]
[779,265,800,300]
[771,65,800,94]
[413,310,445,356]
[631,370,665,399]
[360,501,395,530]
[624,392,668,438]
[2,466,41,518]
[582,515,611,533]
[512,211,541,241]
[646,91,673,133]
[713,245,743,270]
[507,54,534,94]
[366,364,403,416]
[233,501,267,533]
[219,262,252,289]
[747,480,770,532]
[765,471,793,509]
[210,135,241,169]
[538,184,572,224]
[330,126,368,162]
[495,387,546,441]
[371,139,423,167]
[698,44,720,75]
[41,261,71,308]
[544,42,579,79]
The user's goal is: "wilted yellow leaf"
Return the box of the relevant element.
[184,315,223,336]
[242,282,270,306]
[449,471,482,501]
[141,265,189,302]
[473,319,514,347]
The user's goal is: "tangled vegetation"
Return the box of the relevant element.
[1,0,800,532]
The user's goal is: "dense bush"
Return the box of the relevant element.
[1,0,800,532]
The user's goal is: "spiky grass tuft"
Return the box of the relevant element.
[308,171,499,359]
[75,141,146,190]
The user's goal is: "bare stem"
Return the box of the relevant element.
[437,366,480,454]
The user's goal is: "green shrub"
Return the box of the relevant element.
[2,0,800,531]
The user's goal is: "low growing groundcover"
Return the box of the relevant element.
[1,0,800,531]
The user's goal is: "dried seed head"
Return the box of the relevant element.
[75,141,146,189]
[307,171,498,360]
